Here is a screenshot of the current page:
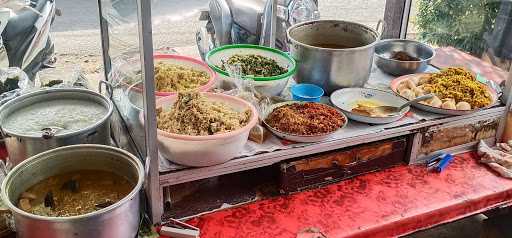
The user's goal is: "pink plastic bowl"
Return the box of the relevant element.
[141,92,258,167]
[127,54,216,97]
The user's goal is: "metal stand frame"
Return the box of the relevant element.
[135,0,162,223]
[95,0,512,225]
[97,0,162,223]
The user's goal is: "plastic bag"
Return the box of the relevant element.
[36,65,90,89]
[108,53,142,90]
[0,67,32,94]
[0,37,8,69]
[215,63,274,143]
[224,63,265,109]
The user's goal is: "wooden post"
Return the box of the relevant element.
[383,0,407,39]
[498,70,512,142]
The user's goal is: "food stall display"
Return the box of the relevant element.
[0,0,511,237]
[89,0,512,233]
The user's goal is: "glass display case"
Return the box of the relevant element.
[96,0,512,225]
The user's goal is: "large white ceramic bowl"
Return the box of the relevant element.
[142,92,258,167]
[206,44,297,97]
[330,88,410,124]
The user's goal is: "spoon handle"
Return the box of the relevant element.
[400,93,435,110]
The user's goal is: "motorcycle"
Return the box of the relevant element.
[196,0,320,60]
[0,0,56,79]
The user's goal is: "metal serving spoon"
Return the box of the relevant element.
[373,93,435,116]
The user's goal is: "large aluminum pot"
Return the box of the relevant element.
[287,20,383,94]
[1,144,144,238]
[0,88,113,167]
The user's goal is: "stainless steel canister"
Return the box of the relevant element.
[0,88,114,167]
[287,20,383,94]
[123,82,146,149]
[1,144,144,238]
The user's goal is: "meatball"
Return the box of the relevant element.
[400,89,416,100]
[456,101,471,110]
[427,96,442,108]
[441,98,456,110]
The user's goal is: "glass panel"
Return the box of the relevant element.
[150,0,208,58]
[407,1,512,145]
[145,0,389,59]
[319,0,386,27]
[102,0,390,164]
[407,0,512,71]
[99,0,147,158]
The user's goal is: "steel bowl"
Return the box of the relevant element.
[374,39,435,76]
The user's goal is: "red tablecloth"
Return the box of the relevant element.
[165,153,512,238]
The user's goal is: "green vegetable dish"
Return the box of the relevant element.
[220,54,287,77]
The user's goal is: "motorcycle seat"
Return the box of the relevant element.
[2,0,48,41]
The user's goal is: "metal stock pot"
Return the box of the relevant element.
[0,144,144,238]
[0,88,113,167]
[287,20,383,94]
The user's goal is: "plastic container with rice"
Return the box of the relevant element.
[141,91,258,167]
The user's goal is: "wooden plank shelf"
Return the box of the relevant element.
[159,106,506,186]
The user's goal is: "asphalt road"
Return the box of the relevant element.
[52,0,209,57]
[48,0,387,80]
[53,0,209,32]
[51,0,386,56]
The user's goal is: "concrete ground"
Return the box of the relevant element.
[47,1,509,237]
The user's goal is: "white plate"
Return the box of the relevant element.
[330,88,410,124]
[262,101,347,143]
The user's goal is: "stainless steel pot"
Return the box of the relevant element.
[123,82,146,149]
[0,88,113,167]
[287,20,383,94]
[1,144,144,238]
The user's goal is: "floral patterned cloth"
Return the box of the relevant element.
[176,152,512,238]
